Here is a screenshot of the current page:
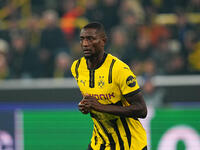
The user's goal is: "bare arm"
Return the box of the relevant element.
[78,92,147,118]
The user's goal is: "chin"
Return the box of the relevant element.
[84,54,92,59]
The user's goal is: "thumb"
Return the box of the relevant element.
[83,93,90,98]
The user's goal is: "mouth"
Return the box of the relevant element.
[83,49,91,54]
[83,49,92,58]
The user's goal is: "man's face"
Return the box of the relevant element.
[80,28,105,59]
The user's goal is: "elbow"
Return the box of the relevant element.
[139,105,147,118]
[130,105,147,118]
[140,107,147,118]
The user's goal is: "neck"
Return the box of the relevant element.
[87,52,105,70]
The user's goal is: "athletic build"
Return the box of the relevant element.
[71,22,147,150]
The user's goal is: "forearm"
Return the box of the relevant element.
[94,104,146,118]
[81,93,147,118]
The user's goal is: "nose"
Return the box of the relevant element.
[82,39,90,47]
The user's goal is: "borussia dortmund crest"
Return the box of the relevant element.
[98,76,105,88]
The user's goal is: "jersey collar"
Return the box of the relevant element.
[86,53,108,70]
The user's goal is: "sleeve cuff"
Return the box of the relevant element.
[123,88,141,98]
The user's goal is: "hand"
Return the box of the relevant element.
[78,101,90,114]
[78,94,101,114]
[81,94,102,110]
[78,94,94,114]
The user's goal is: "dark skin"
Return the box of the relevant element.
[80,28,106,69]
[79,28,147,118]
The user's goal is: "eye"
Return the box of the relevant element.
[87,36,94,41]
[80,37,84,42]
[80,36,95,42]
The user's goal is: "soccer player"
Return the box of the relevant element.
[71,22,148,150]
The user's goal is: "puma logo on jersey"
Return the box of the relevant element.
[80,80,86,86]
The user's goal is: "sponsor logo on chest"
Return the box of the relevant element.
[89,92,115,100]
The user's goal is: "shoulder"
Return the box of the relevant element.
[71,59,79,70]
[71,57,85,77]
[107,54,137,83]
[107,54,130,71]
[71,57,85,68]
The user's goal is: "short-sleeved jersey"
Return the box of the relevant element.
[71,53,147,150]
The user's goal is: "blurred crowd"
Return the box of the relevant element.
[0,0,200,82]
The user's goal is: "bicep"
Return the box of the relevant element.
[124,92,147,118]
[125,92,145,105]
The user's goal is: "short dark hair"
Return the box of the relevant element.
[83,22,106,37]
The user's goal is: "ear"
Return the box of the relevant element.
[101,36,107,46]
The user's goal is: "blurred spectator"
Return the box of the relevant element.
[119,0,145,24]
[70,40,82,60]
[53,52,72,78]
[119,11,138,44]
[174,12,195,47]
[143,58,156,77]
[130,58,156,77]
[0,53,10,80]
[181,29,198,73]
[25,14,41,49]
[97,0,121,34]
[151,38,174,74]
[84,0,101,22]
[0,0,199,80]
[152,0,175,13]
[0,27,10,43]
[0,39,10,80]
[60,0,85,41]
[150,24,171,47]
[126,30,153,64]
[38,9,69,78]
[186,0,200,12]
[119,0,142,43]
[188,41,200,73]
[108,26,129,61]
[31,0,46,14]
[166,53,187,74]
[129,60,144,76]
[142,78,165,108]
[40,9,69,54]
[0,39,9,55]
[8,19,25,39]
[181,30,196,57]
[135,32,152,60]
[9,35,38,78]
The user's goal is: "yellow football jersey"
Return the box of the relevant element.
[71,53,147,150]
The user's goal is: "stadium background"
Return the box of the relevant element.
[0,0,200,150]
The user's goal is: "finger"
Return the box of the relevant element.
[78,104,86,110]
[79,100,88,105]
[84,94,92,99]
[79,106,89,113]
[83,93,90,98]
[78,101,84,106]
[79,106,86,112]
[82,110,89,114]
[84,95,97,100]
